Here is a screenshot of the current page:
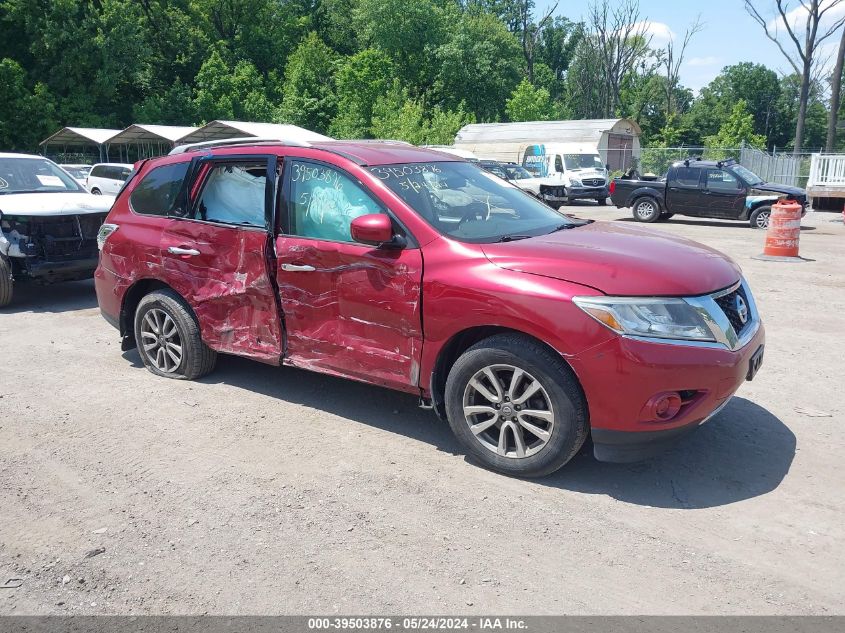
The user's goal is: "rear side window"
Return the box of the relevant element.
[674,167,701,187]
[130,162,189,216]
[195,162,267,227]
[90,165,105,178]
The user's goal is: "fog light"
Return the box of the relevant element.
[642,392,683,422]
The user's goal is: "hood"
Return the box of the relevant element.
[752,182,806,200]
[481,221,740,297]
[0,192,115,217]
[571,170,605,179]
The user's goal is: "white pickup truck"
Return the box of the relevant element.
[0,153,114,307]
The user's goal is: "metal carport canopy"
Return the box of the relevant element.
[40,127,122,147]
[176,120,332,144]
[107,124,198,144]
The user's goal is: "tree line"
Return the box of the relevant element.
[1,0,844,155]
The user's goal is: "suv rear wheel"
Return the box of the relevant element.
[0,257,12,308]
[90,187,101,195]
[444,334,588,477]
[134,289,216,380]
[632,197,661,222]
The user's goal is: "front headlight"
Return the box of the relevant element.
[570,178,582,187]
[573,296,715,341]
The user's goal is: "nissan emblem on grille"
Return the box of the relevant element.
[736,294,748,324]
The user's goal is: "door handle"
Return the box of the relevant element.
[281,263,316,272]
[167,246,200,256]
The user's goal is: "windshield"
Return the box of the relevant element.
[370,161,580,243]
[730,164,764,186]
[61,165,90,179]
[0,157,83,194]
[563,154,605,172]
[505,165,533,179]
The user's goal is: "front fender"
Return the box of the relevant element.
[418,238,615,393]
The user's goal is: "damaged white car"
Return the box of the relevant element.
[0,153,115,307]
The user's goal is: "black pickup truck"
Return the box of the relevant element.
[609,158,807,228]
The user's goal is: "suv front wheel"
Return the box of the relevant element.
[444,334,588,477]
[134,289,217,380]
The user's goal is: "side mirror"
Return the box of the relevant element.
[605,164,611,171]
[350,213,394,247]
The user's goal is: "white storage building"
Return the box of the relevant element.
[454,118,641,171]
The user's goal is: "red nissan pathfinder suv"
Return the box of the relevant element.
[95,139,765,477]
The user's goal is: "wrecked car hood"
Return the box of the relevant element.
[481,221,741,297]
[0,192,115,217]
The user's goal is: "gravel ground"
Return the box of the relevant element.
[1,206,843,615]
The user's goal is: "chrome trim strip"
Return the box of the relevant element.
[700,396,733,425]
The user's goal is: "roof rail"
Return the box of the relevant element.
[169,136,312,155]
[323,139,412,146]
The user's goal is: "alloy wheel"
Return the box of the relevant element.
[140,308,183,373]
[462,364,555,459]
[636,201,656,219]
[755,210,770,228]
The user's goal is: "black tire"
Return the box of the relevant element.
[750,205,771,229]
[0,257,12,308]
[90,188,101,195]
[632,197,661,222]
[133,289,216,380]
[444,334,589,477]
[658,212,674,221]
[598,197,608,206]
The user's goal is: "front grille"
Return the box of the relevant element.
[26,213,106,262]
[714,285,752,336]
[582,178,606,187]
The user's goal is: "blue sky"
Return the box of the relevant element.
[535,0,845,92]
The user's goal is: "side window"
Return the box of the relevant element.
[195,162,267,227]
[287,160,385,242]
[674,167,701,187]
[119,167,132,180]
[129,162,189,216]
[103,166,117,180]
[554,155,564,173]
[90,165,103,178]
[705,169,741,192]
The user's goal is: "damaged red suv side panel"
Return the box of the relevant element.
[96,141,764,478]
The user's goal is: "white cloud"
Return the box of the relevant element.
[630,20,676,45]
[686,56,722,67]
[765,0,845,34]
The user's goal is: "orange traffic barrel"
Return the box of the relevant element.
[754,199,805,262]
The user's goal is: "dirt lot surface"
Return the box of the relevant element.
[1,207,843,615]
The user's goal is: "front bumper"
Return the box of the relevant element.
[542,186,609,202]
[12,255,99,283]
[569,321,765,463]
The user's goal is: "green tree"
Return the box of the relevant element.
[426,104,475,145]
[370,81,428,144]
[330,49,394,138]
[354,0,455,94]
[436,12,522,120]
[0,58,56,151]
[193,50,275,123]
[277,33,338,133]
[506,78,554,122]
[134,79,196,125]
[370,80,474,144]
[704,100,767,158]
